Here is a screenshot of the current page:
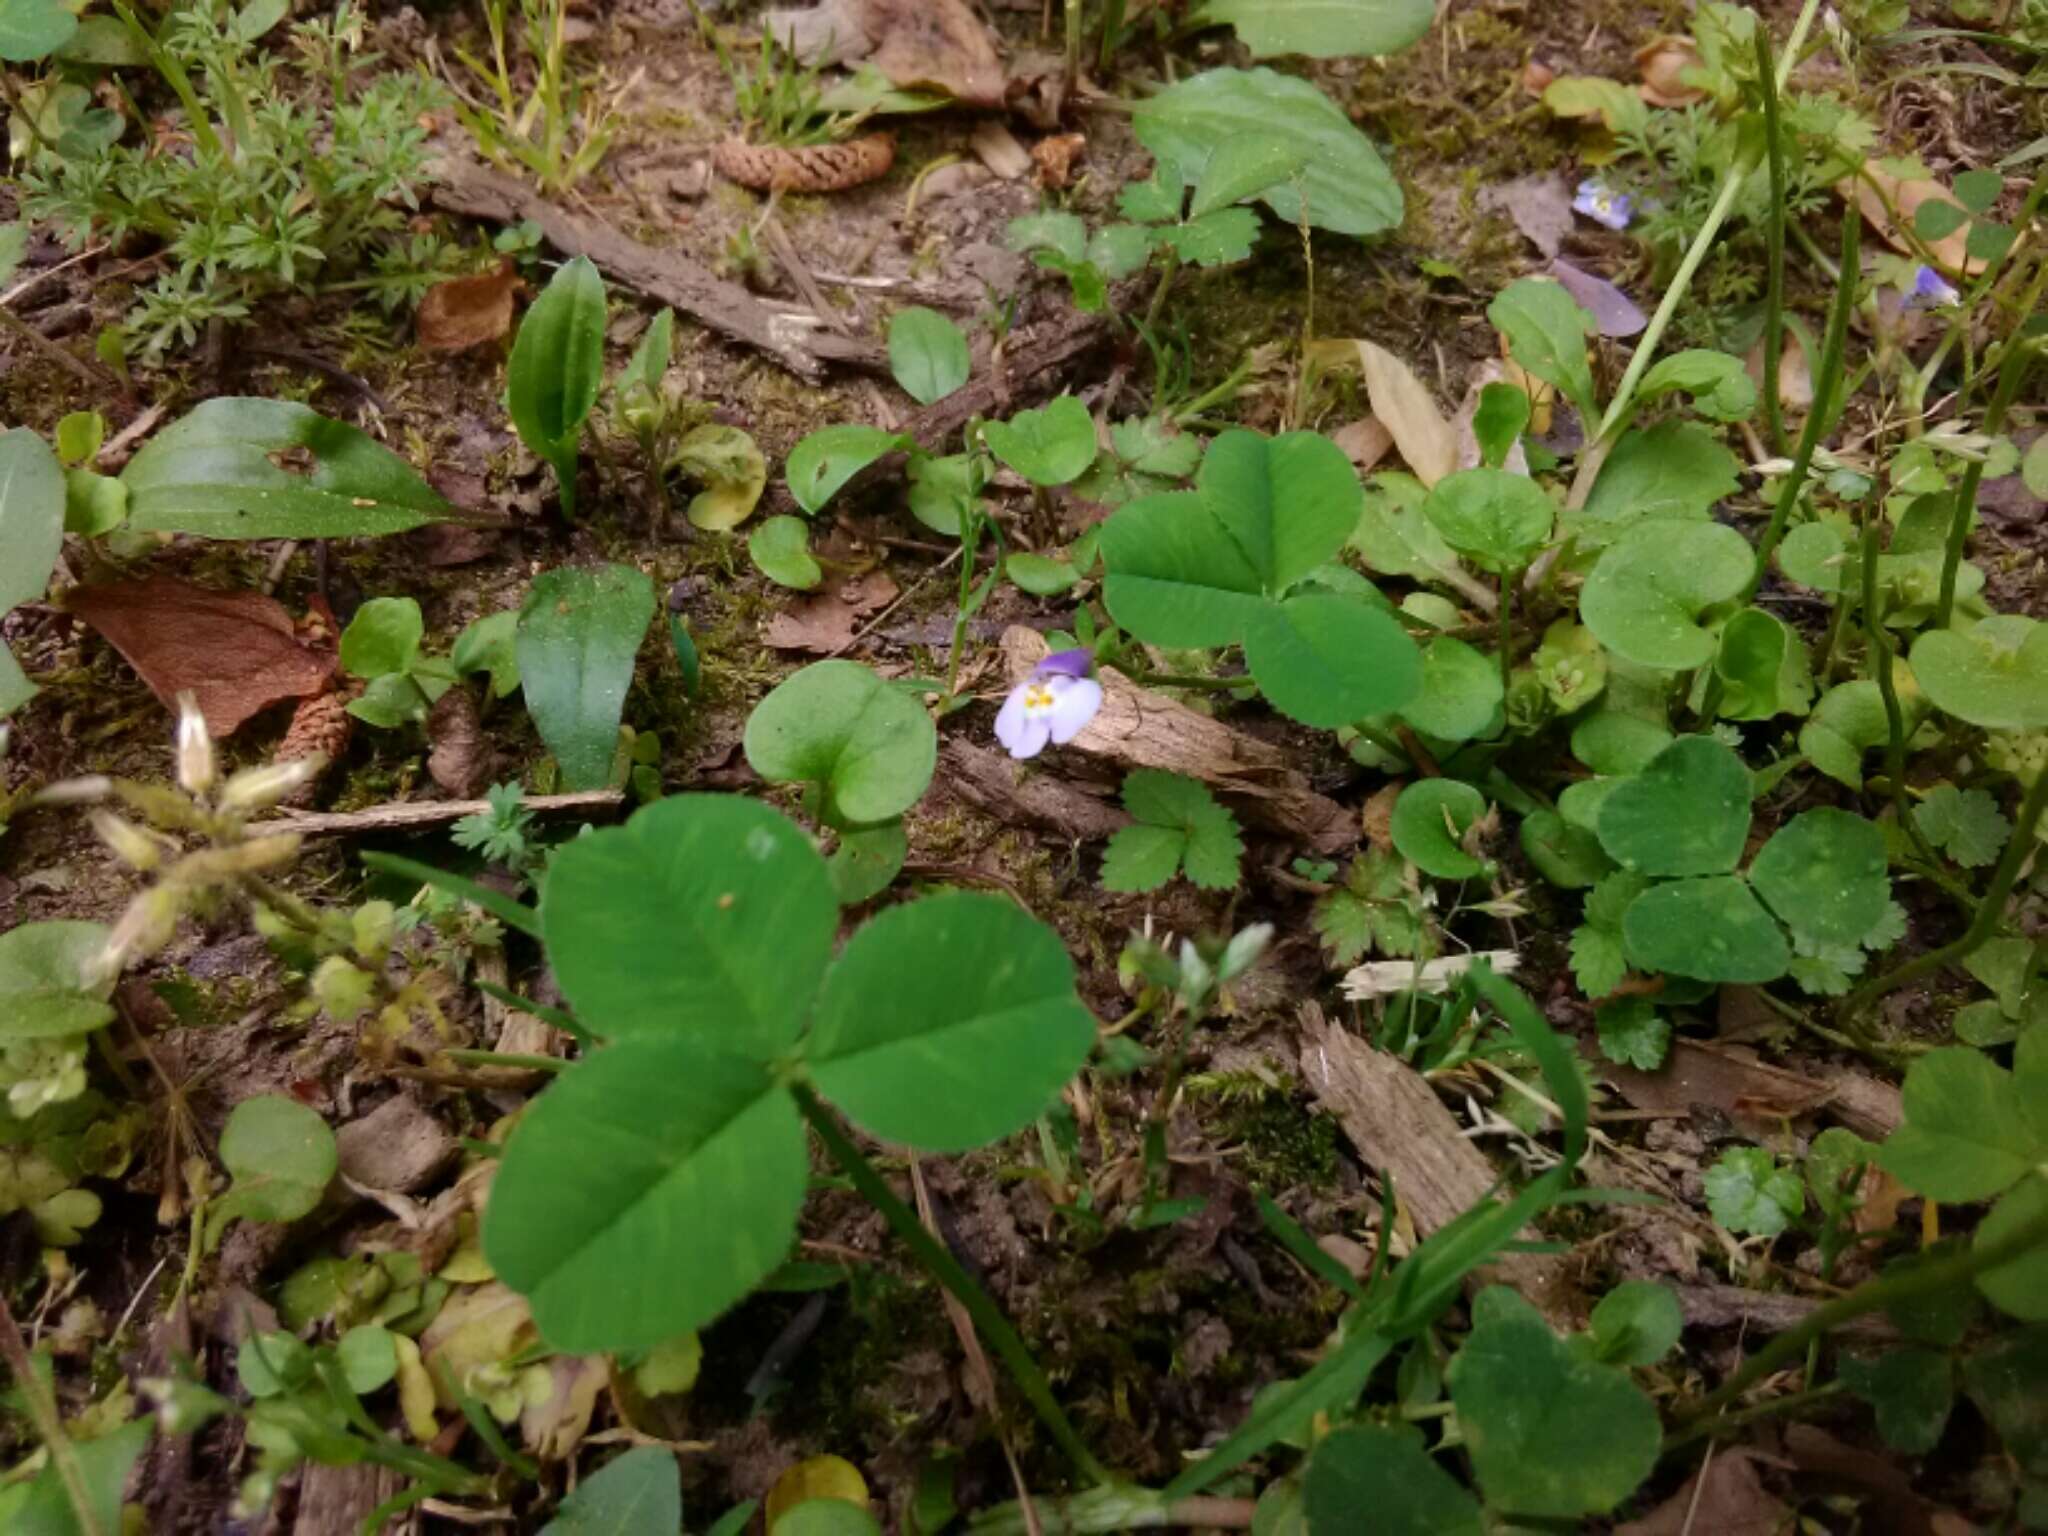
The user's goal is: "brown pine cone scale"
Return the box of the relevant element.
[713,133,895,193]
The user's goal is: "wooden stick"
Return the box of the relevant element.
[260,789,623,837]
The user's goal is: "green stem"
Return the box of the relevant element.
[795,1086,1113,1486]
[1672,1179,2048,1426]
[1935,338,2039,628]
[0,1294,107,1536]
[1861,514,1936,870]
[1097,0,1127,73]
[1662,1381,1846,1452]
[1838,765,2048,1024]
[1907,169,2048,418]
[968,1488,1254,1536]
[1498,572,1514,698]
[1755,24,1789,457]
[1144,250,1181,332]
[440,1049,566,1074]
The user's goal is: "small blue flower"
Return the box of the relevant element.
[995,649,1103,760]
[1572,178,1634,232]
[1907,265,1961,309]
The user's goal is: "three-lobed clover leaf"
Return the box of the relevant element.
[1749,808,1891,948]
[1580,521,1754,671]
[487,795,1100,1352]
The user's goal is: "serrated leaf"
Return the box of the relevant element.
[1569,925,1628,998]
[1878,1047,2043,1203]
[1100,824,1187,893]
[1159,207,1262,266]
[1594,996,1668,1069]
[1914,783,2011,867]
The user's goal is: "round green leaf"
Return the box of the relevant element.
[1975,1177,2048,1321]
[1399,635,1501,743]
[807,892,1097,1152]
[1710,606,1813,721]
[1421,467,1554,573]
[828,821,907,905]
[1570,709,1672,776]
[0,0,79,63]
[1588,1281,1683,1366]
[543,1446,683,1536]
[980,396,1096,487]
[540,795,838,1053]
[1596,735,1752,876]
[886,306,971,406]
[219,1094,338,1223]
[1575,421,1741,539]
[1749,808,1890,947]
[749,515,823,590]
[744,661,937,824]
[786,425,909,515]
[1621,876,1790,983]
[339,596,423,680]
[0,919,114,1038]
[1202,0,1430,59]
[1519,809,1612,890]
[1243,593,1422,728]
[1390,778,1490,880]
[0,427,66,614]
[484,1038,805,1353]
[1910,615,2048,730]
[1779,520,1852,593]
[1302,1424,1482,1536]
[1580,521,1754,671]
[337,1325,398,1395]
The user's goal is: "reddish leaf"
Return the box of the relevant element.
[417,260,522,352]
[66,576,335,736]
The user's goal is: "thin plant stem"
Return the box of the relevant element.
[1662,1381,1847,1451]
[1861,514,1938,870]
[1755,24,1789,457]
[0,1293,107,1536]
[1907,169,2048,416]
[969,1488,1255,1535]
[1672,1180,2048,1426]
[1935,338,2039,628]
[1498,571,1514,697]
[1838,764,2048,1023]
[795,1086,1113,1487]
[1097,0,1126,71]
[1144,250,1180,332]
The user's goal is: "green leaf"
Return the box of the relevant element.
[1101,770,1243,891]
[1571,710,1672,777]
[340,596,424,681]
[1704,1146,1804,1236]
[0,0,78,62]
[1087,223,1158,278]
[1914,784,2010,868]
[216,1095,337,1225]
[1201,429,1363,590]
[677,425,767,533]
[1576,421,1742,539]
[807,892,1097,1151]
[1352,472,1471,586]
[1779,520,1853,593]
[1637,349,1757,422]
[886,306,970,406]
[542,1446,682,1535]
[981,396,1097,487]
[1750,808,1891,948]
[1134,67,1402,237]
[1587,1280,1682,1365]
[1808,1126,1875,1216]
[1594,996,1668,1069]
[1962,1326,2048,1475]
[828,821,906,905]
[1801,680,1908,791]
[617,308,674,403]
[1314,849,1426,965]
[452,610,521,699]
[1421,467,1553,573]
[1158,208,1262,267]
[1581,521,1754,671]
[1977,1177,2048,1320]
[347,671,429,728]
[749,516,823,590]
[1622,876,1790,983]
[7,1418,150,1536]
[1910,616,2048,730]
[1390,779,1490,880]
[540,795,837,1054]
[1487,278,1598,427]
[1710,606,1814,722]
[0,429,65,626]
[1446,1286,1660,1517]
[63,468,126,538]
[1197,0,1432,60]
[1471,383,1530,469]
[1006,552,1080,595]
[1099,825,1186,893]
[1243,593,1422,728]
[743,661,937,824]
[1840,1349,1956,1453]
[508,257,607,517]
[485,1037,806,1352]
[118,398,449,539]
[1877,1047,2042,1203]
[1521,810,1611,890]
[0,920,115,1038]
[773,1502,881,1536]
[1597,735,1752,876]
[338,1324,399,1395]
[786,426,912,515]
[1401,636,1502,744]
[1005,211,1088,263]
[1189,133,1307,216]
[1301,1424,1482,1536]
[517,564,654,792]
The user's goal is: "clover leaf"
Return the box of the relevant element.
[1597,735,1752,876]
[1622,876,1790,983]
[1580,521,1753,671]
[1910,615,2048,730]
[1749,808,1892,948]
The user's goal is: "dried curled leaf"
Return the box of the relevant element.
[1307,339,1457,487]
[417,260,522,352]
[713,134,896,193]
[1635,34,1707,107]
[1840,165,1981,275]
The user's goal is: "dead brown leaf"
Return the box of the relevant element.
[1481,173,1574,258]
[1841,166,1981,275]
[427,686,487,798]
[1308,340,1457,486]
[1330,416,1395,473]
[1520,58,1556,96]
[1617,1449,1789,1536]
[417,260,521,352]
[1745,324,1814,409]
[1598,1039,1900,1141]
[66,577,335,737]
[970,119,1032,179]
[762,570,899,653]
[1032,132,1087,189]
[1635,34,1708,107]
[867,0,1006,108]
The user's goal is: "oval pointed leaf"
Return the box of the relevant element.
[0,428,65,614]
[1242,592,1422,727]
[1580,520,1754,671]
[743,661,937,824]
[786,425,912,515]
[886,306,971,406]
[516,564,655,791]
[1621,876,1790,983]
[540,795,838,1052]
[1199,0,1432,60]
[541,1445,683,1536]
[508,256,608,450]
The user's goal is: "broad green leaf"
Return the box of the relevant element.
[1622,876,1790,983]
[1750,808,1890,947]
[1447,1286,1659,1518]
[507,257,606,516]
[485,1037,806,1352]
[339,596,423,680]
[1134,67,1402,236]
[540,795,837,1053]
[981,396,1096,487]
[0,429,64,616]
[1962,1326,2048,1475]
[1710,606,1813,720]
[1088,222,1158,278]
[1840,1349,1956,1453]
[1976,1177,2048,1321]
[64,468,126,538]
[749,516,823,590]
[541,1446,683,1536]
[1242,593,1421,727]
[1570,710,1671,776]
[1101,492,1271,646]
[743,661,937,824]
[120,398,449,538]
[786,426,910,516]
[1910,616,2048,730]
[1189,134,1306,217]
[1420,467,1553,573]
[348,671,428,728]
[1596,735,1752,876]
[1594,996,1668,1067]
[1878,1047,2041,1203]
[1201,429,1362,590]
[1471,383,1530,468]
[773,1502,881,1536]
[337,1325,399,1395]
[1487,278,1598,426]
[1006,551,1080,595]
[0,920,114,1038]
[1580,520,1754,671]
[216,1095,337,1224]
[1197,0,1432,60]
[1099,824,1186,893]
[6,1417,150,1536]
[452,610,520,698]
[1005,211,1087,263]
[517,564,655,791]
[0,0,77,61]
[1400,636,1501,743]
[1637,349,1756,421]
[1301,1424,1481,1536]
[807,892,1097,1151]
[1351,472,1470,586]
[1521,809,1612,890]
[1704,1146,1804,1235]
[1389,779,1490,880]
[828,821,907,905]
[1779,520,1853,593]
[886,306,970,406]
[1802,680,1911,791]
[1576,421,1741,538]
[1587,1280,1682,1365]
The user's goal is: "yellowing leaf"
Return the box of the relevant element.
[1309,339,1457,487]
[393,1334,440,1443]
[679,424,768,531]
[519,1354,607,1460]
[766,1455,870,1529]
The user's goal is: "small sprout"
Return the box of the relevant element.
[219,757,327,814]
[995,649,1104,760]
[175,693,215,796]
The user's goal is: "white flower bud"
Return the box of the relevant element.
[31,776,113,807]
[175,694,215,797]
[90,811,162,871]
[219,756,325,813]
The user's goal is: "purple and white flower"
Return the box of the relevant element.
[1906,265,1961,310]
[995,648,1103,760]
[1572,178,1634,232]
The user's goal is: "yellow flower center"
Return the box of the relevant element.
[1025,684,1057,712]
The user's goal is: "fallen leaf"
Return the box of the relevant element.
[1520,58,1556,96]
[764,0,869,66]
[1550,257,1648,337]
[519,1354,606,1461]
[1032,132,1086,189]
[866,0,1006,108]
[762,570,899,653]
[1617,1449,1789,1536]
[1745,325,1814,409]
[1308,340,1457,486]
[1342,952,1522,999]
[1330,416,1395,473]
[1481,174,1574,258]
[970,118,1032,179]
[427,686,487,798]
[1784,1425,1940,1536]
[417,260,521,352]
[1840,165,1980,275]
[1598,1040,1899,1141]
[1635,34,1708,108]
[66,577,335,737]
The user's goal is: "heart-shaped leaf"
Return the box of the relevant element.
[786,426,912,515]
[1750,808,1890,948]
[1390,778,1490,880]
[1597,735,1751,876]
[749,515,823,590]
[1910,616,2048,730]
[1637,349,1756,421]
[1421,467,1554,573]
[1621,876,1789,983]
[743,661,937,824]
[1581,521,1754,671]
[807,892,1098,1151]
[516,564,655,792]
[981,396,1097,487]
